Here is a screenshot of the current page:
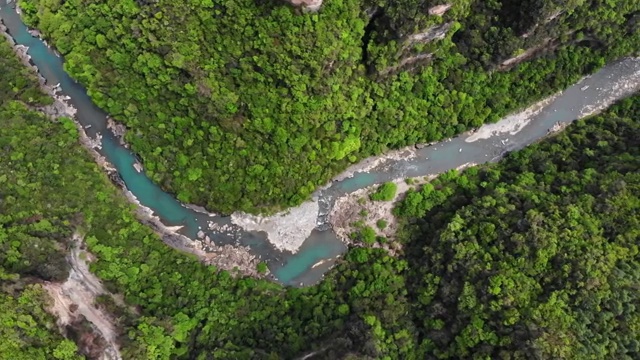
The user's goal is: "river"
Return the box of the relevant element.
[2,2,639,286]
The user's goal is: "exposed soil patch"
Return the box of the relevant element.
[44,234,122,360]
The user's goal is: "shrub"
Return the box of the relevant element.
[370,182,398,201]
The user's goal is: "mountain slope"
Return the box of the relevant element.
[18,0,640,213]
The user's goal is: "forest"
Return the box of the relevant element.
[0,34,81,360]
[391,97,640,358]
[2,23,640,357]
[16,0,640,213]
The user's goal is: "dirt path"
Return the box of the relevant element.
[44,233,122,360]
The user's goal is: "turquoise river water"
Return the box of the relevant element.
[2,2,639,286]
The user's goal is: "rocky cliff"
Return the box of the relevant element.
[287,0,323,12]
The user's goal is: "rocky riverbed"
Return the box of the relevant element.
[465,93,560,143]
[5,1,640,285]
[231,200,320,253]
[1,19,266,278]
[328,163,476,254]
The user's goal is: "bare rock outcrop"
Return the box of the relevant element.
[287,0,322,12]
[106,117,127,146]
[380,53,433,75]
[428,4,452,16]
[407,22,452,45]
[378,22,451,75]
[498,38,554,71]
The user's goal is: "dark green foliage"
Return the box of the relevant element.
[396,95,640,358]
[0,34,81,360]
[0,37,51,106]
[376,219,387,229]
[3,7,640,359]
[370,181,398,201]
[0,37,69,282]
[17,0,640,213]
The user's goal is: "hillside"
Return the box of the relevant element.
[2,20,640,356]
[0,31,82,360]
[392,96,640,358]
[17,0,640,213]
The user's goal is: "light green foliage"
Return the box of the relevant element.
[126,319,176,359]
[3,4,640,360]
[0,286,82,360]
[16,0,640,213]
[256,262,268,274]
[359,226,377,245]
[0,38,81,359]
[0,33,414,359]
[376,219,387,229]
[370,182,397,201]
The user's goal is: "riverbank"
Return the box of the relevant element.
[106,116,223,219]
[147,53,640,268]
[328,178,420,254]
[231,200,320,253]
[465,92,560,143]
[329,146,418,183]
[328,162,476,251]
[0,18,266,278]
[329,58,640,254]
[5,0,640,286]
[227,142,420,253]
[230,57,640,256]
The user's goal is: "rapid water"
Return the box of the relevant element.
[2,3,639,286]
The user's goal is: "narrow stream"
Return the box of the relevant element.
[2,3,639,286]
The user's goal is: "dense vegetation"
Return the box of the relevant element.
[17,0,640,213]
[3,21,640,356]
[0,33,407,359]
[370,181,397,201]
[392,97,640,358]
[0,34,81,360]
[0,35,51,106]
